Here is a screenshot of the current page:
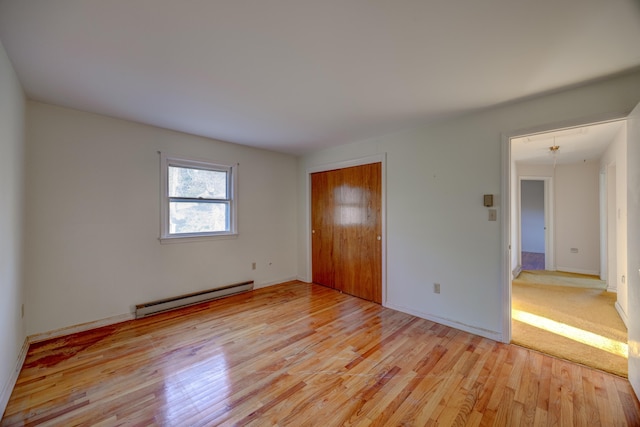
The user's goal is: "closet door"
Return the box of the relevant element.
[311,170,337,288]
[311,163,382,303]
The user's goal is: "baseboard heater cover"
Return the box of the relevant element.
[135,280,254,318]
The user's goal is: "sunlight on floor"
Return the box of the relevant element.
[512,309,628,358]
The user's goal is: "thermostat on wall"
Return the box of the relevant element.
[483,194,494,207]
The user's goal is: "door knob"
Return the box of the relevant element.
[377,236,381,240]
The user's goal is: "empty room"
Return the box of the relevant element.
[2,1,640,425]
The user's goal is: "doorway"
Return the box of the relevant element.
[520,179,545,270]
[507,119,629,376]
[311,162,382,303]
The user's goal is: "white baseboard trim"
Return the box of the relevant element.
[4,313,138,416]
[512,264,522,278]
[385,302,503,342]
[1,337,29,418]
[28,278,303,343]
[254,277,299,290]
[554,266,600,276]
[2,279,304,416]
[296,276,311,283]
[615,301,629,329]
[28,313,134,344]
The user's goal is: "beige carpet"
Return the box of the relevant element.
[512,270,628,377]
[515,270,607,289]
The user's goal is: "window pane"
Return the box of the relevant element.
[168,166,227,199]
[169,202,229,234]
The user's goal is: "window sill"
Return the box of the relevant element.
[159,233,238,244]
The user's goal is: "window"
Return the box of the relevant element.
[160,153,237,241]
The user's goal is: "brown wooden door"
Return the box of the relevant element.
[311,163,382,303]
[311,170,336,289]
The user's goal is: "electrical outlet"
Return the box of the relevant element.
[252,262,256,270]
[570,248,579,253]
[488,209,497,221]
[433,283,441,294]
[21,304,24,318]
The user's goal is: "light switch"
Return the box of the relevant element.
[488,209,497,221]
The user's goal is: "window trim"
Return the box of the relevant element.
[160,152,238,243]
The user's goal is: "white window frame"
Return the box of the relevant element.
[160,152,238,243]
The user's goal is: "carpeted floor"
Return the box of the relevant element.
[516,269,607,289]
[521,251,544,270]
[512,270,628,377]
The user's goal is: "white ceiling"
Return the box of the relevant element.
[511,120,625,166]
[0,1,639,155]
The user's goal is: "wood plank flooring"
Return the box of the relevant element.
[2,281,639,426]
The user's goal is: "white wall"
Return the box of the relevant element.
[516,161,603,275]
[298,70,640,341]
[554,162,601,275]
[0,41,26,414]
[520,180,545,253]
[627,100,640,398]
[24,102,299,335]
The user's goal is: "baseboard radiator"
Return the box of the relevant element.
[135,280,254,318]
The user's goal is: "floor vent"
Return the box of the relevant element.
[135,281,254,318]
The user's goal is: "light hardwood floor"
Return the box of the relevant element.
[2,281,639,426]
